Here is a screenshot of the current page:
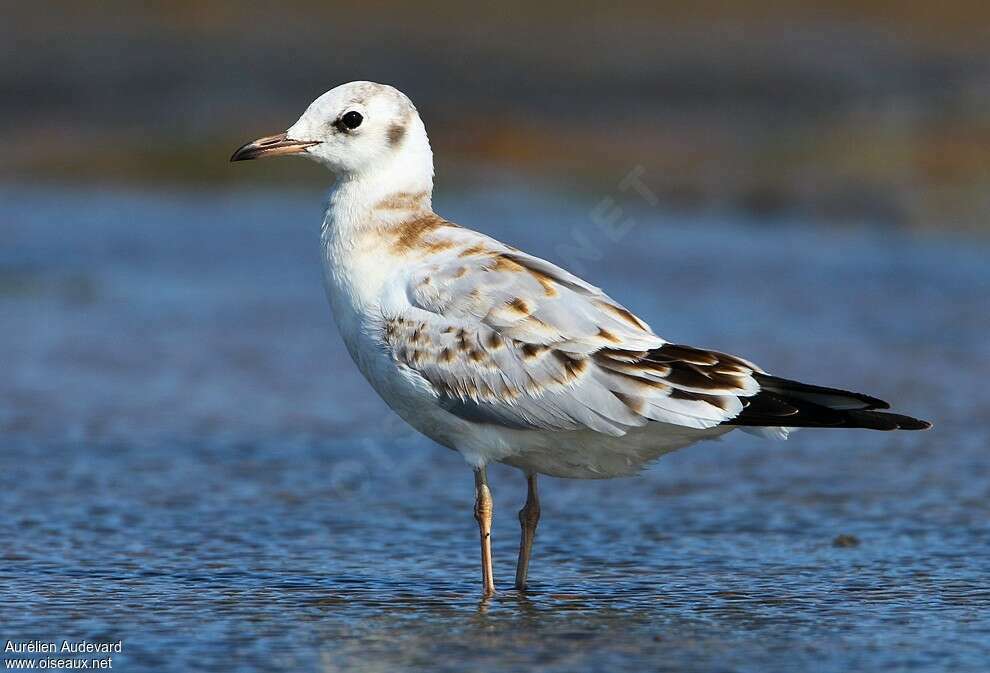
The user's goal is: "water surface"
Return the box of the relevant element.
[1,184,988,671]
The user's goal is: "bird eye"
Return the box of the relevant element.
[340,111,363,130]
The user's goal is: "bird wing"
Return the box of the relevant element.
[382,228,764,435]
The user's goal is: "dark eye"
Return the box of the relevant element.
[340,111,363,130]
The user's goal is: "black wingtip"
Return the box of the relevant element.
[753,374,891,411]
[859,410,933,431]
[898,417,933,431]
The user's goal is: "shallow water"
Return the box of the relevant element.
[1,183,988,672]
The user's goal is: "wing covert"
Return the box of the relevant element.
[384,229,764,434]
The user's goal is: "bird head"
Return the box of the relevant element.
[231,81,433,186]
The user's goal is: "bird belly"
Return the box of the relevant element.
[495,422,734,479]
[328,292,734,476]
[320,234,734,478]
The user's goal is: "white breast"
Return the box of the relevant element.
[319,210,476,451]
[320,210,400,378]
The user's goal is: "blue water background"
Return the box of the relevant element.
[1,182,988,671]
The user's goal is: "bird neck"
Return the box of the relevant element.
[329,173,432,217]
[320,153,436,317]
[330,117,435,213]
[326,151,435,241]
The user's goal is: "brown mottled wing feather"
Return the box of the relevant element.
[386,227,930,435]
[384,229,766,434]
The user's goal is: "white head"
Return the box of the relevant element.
[231,81,434,196]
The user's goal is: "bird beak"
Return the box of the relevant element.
[229,132,320,162]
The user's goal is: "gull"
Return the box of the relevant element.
[231,81,931,597]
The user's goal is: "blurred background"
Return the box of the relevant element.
[4,0,990,230]
[2,3,989,673]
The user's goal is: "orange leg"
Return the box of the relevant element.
[474,467,495,597]
[514,473,540,591]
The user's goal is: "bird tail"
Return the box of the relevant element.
[725,374,932,431]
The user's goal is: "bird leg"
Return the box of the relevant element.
[474,467,496,597]
[514,473,540,591]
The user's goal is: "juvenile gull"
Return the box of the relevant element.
[231,81,931,597]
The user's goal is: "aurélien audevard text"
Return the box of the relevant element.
[5,641,122,655]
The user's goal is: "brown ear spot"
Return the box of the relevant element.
[387,122,407,147]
